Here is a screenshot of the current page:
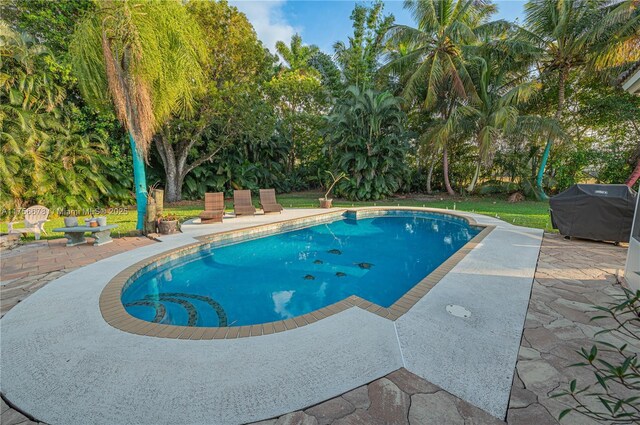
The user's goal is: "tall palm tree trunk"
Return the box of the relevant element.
[443,144,455,195]
[129,133,148,230]
[467,160,481,193]
[426,157,436,194]
[536,68,567,200]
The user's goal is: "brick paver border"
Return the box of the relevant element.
[99,208,493,339]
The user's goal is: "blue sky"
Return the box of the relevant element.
[231,1,527,55]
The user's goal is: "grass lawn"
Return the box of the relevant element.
[1,191,552,241]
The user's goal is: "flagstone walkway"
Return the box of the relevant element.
[0,233,633,425]
[0,237,154,318]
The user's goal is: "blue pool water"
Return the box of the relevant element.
[122,212,480,327]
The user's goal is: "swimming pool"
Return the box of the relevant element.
[120,210,482,328]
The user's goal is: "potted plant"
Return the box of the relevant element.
[319,171,347,208]
[157,214,179,234]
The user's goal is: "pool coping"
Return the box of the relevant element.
[99,207,495,340]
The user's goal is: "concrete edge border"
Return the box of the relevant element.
[99,207,494,340]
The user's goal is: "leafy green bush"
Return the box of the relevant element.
[325,86,408,200]
[552,287,640,423]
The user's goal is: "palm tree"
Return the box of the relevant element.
[275,34,318,72]
[384,0,495,195]
[524,0,639,198]
[460,29,563,192]
[590,0,640,73]
[595,0,640,187]
[69,0,207,229]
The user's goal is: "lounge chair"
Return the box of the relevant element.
[233,190,256,216]
[199,192,224,223]
[259,189,283,214]
[8,205,50,240]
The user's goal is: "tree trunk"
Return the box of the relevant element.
[626,160,640,188]
[626,132,640,187]
[426,158,435,195]
[466,160,481,193]
[164,170,183,203]
[443,144,455,196]
[155,123,224,202]
[155,133,186,203]
[129,133,147,231]
[536,68,566,200]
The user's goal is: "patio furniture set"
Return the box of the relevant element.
[6,189,284,247]
[199,188,283,224]
[7,205,119,247]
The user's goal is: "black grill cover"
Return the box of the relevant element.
[550,184,637,243]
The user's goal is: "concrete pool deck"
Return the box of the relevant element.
[0,208,543,424]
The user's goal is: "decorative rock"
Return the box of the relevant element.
[507,191,525,203]
[0,233,21,251]
[305,397,355,425]
[408,393,464,425]
[367,378,410,425]
[341,386,370,410]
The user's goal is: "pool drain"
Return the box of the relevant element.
[446,304,471,318]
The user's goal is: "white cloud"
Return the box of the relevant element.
[230,0,298,54]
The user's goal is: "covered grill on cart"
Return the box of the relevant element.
[550,184,637,243]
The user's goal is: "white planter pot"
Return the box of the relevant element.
[64,217,78,227]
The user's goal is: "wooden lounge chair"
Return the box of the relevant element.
[233,190,256,216]
[259,189,283,214]
[199,192,224,223]
[8,205,50,240]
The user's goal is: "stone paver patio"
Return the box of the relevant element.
[0,232,632,425]
[0,236,154,318]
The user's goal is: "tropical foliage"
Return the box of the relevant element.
[326,86,408,200]
[1,0,638,218]
[0,23,128,212]
[153,0,275,202]
[69,0,208,227]
[524,0,640,198]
